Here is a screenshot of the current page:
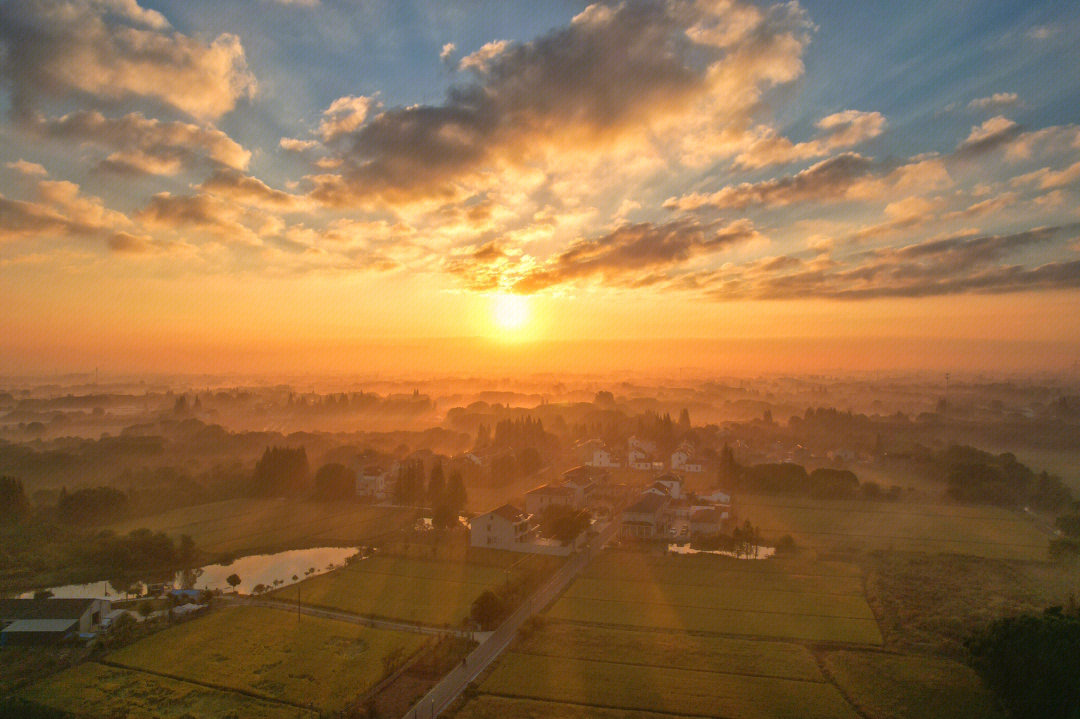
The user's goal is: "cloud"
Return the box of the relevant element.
[307,0,813,207]
[32,111,251,175]
[1010,160,1080,191]
[5,159,48,177]
[0,0,256,120]
[440,43,457,65]
[956,116,1021,156]
[457,40,511,73]
[135,191,261,245]
[280,137,319,152]
[504,217,760,293]
[968,92,1020,111]
[199,169,307,210]
[703,225,1080,300]
[735,110,886,169]
[106,231,186,254]
[665,153,878,210]
[318,96,378,142]
[0,179,127,241]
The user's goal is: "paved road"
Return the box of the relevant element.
[403,519,619,719]
[223,596,476,639]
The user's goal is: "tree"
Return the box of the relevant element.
[446,471,467,514]
[178,534,196,564]
[470,590,507,630]
[717,444,738,488]
[313,463,355,500]
[0,476,30,524]
[966,608,1080,719]
[251,446,310,496]
[428,461,445,507]
[226,573,241,592]
[1056,511,1080,540]
[678,408,691,431]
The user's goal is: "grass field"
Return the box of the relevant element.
[736,495,1048,560]
[108,606,426,711]
[109,498,417,555]
[824,650,1004,719]
[20,662,315,719]
[269,552,552,626]
[515,622,824,681]
[548,553,883,645]
[480,651,862,719]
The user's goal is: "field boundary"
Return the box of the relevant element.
[477,690,735,719]
[552,593,877,622]
[505,648,828,684]
[810,650,874,719]
[96,659,318,713]
[569,574,869,598]
[548,616,883,647]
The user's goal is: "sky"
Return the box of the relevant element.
[0,0,1078,375]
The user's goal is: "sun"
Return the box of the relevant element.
[491,293,530,332]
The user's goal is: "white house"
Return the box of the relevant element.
[690,507,730,536]
[670,442,705,473]
[589,446,622,468]
[355,463,398,501]
[525,483,576,516]
[469,504,538,550]
[653,474,683,499]
[628,447,661,471]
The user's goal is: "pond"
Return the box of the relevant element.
[667,543,776,559]
[20,546,360,599]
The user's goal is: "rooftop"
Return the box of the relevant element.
[0,598,99,622]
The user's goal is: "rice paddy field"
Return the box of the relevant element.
[20,662,316,719]
[547,553,883,645]
[269,551,558,626]
[823,650,1004,719]
[735,495,1048,560]
[107,606,427,711]
[109,498,417,555]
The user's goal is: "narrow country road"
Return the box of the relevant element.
[402,519,619,719]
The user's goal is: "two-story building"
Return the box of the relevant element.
[469,504,538,550]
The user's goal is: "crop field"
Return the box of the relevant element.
[455,695,698,719]
[479,652,861,719]
[736,495,1048,560]
[109,606,426,711]
[514,622,824,681]
[270,553,542,625]
[548,554,882,644]
[109,498,416,555]
[824,651,1004,719]
[20,662,315,719]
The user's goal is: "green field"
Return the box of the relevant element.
[515,622,824,681]
[824,651,1004,719]
[480,652,861,719]
[109,606,426,711]
[20,662,315,719]
[110,498,416,554]
[548,554,882,645]
[269,553,542,626]
[736,495,1048,560]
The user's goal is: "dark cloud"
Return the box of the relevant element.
[0,1,255,120]
[665,153,878,210]
[512,217,760,293]
[32,111,250,175]
[199,169,303,209]
[705,224,1080,299]
[309,0,812,206]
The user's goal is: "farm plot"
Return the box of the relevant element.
[737,496,1048,560]
[824,651,1004,719]
[270,553,527,626]
[480,652,861,719]
[20,662,313,719]
[455,695,700,719]
[515,621,824,681]
[110,498,416,555]
[549,554,882,644]
[109,606,426,712]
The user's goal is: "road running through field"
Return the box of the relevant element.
[402,519,620,719]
